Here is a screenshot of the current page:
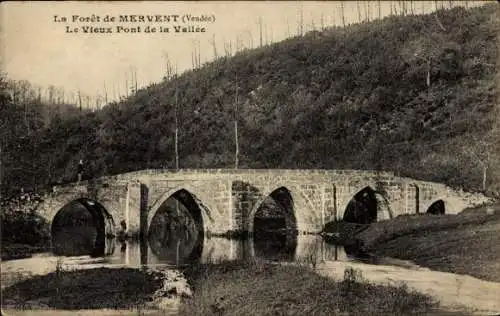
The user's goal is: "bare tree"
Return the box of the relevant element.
[462,133,497,192]
[174,74,179,170]
[125,73,129,98]
[235,34,242,53]
[103,82,108,105]
[47,85,55,105]
[197,40,201,66]
[258,16,263,46]
[209,34,218,59]
[191,39,201,68]
[340,1,346,27]
[365,1,371,22]
[191,42,196,68]
[163,51,175,80]
[133,67,138,94]
[223,37,232,57]
[299,5,304,35]
[357,1,362,22]
[234,74,239,169]
[264,23,269,45]
[398,1,404,16]
[78,90,82,111]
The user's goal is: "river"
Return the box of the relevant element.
[1,235,354,289]
[2,234,500,315]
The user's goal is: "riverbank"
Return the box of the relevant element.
[358,205,500,282]
[179,260,439,316]
[1,267,163,309]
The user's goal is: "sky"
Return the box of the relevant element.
[1,1,488,105]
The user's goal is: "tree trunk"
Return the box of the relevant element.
[426,59,431,87]
[0,143,3,200]
[175,87,179,170]
[234,76,239,169]
[483,165,487,192]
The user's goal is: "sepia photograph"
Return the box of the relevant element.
[1,1,499,315]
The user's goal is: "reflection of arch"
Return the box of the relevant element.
[248,186,299,234]
[426,200,445,215]
[147,187,214,236]
[253,233,297,262]
[51,198,115,256]
[343,186,393,224]
[148,229,204,265]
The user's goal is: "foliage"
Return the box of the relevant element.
[1,4,498,196]
[0,194,51,246]
[179,260,438,315]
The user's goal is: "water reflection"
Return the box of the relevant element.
[253,233,297,262]
[1,234,353,291]
[70,234,351,267]
[147,197,203,265]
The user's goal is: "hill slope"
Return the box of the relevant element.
[2,4,499,196]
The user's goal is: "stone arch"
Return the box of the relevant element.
[426,199,445,215]
[147,186,214,236]
[343,186,394,224]
[247,186,308,234]
[51,198,115,256]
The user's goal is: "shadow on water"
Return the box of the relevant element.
[253,232,297,262]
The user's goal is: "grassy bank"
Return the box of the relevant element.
[1,267,162,309]
[356,207,500,250]
[358,205,500,282]
[179,260,438,316]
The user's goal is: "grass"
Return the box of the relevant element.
[1,267,163,309]
[358,204,500,282]
[368,219,500,282]
[356,205,500,250]
[179,259,438,316]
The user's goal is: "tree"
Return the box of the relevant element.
[401,14,460,89]
[209,34,218,59]
[234,74,240,169]
[461,133,498,192]
[340,1,345,27]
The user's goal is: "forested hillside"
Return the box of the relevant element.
[1,4,499,197]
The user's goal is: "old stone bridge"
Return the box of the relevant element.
[35,169,490,240]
